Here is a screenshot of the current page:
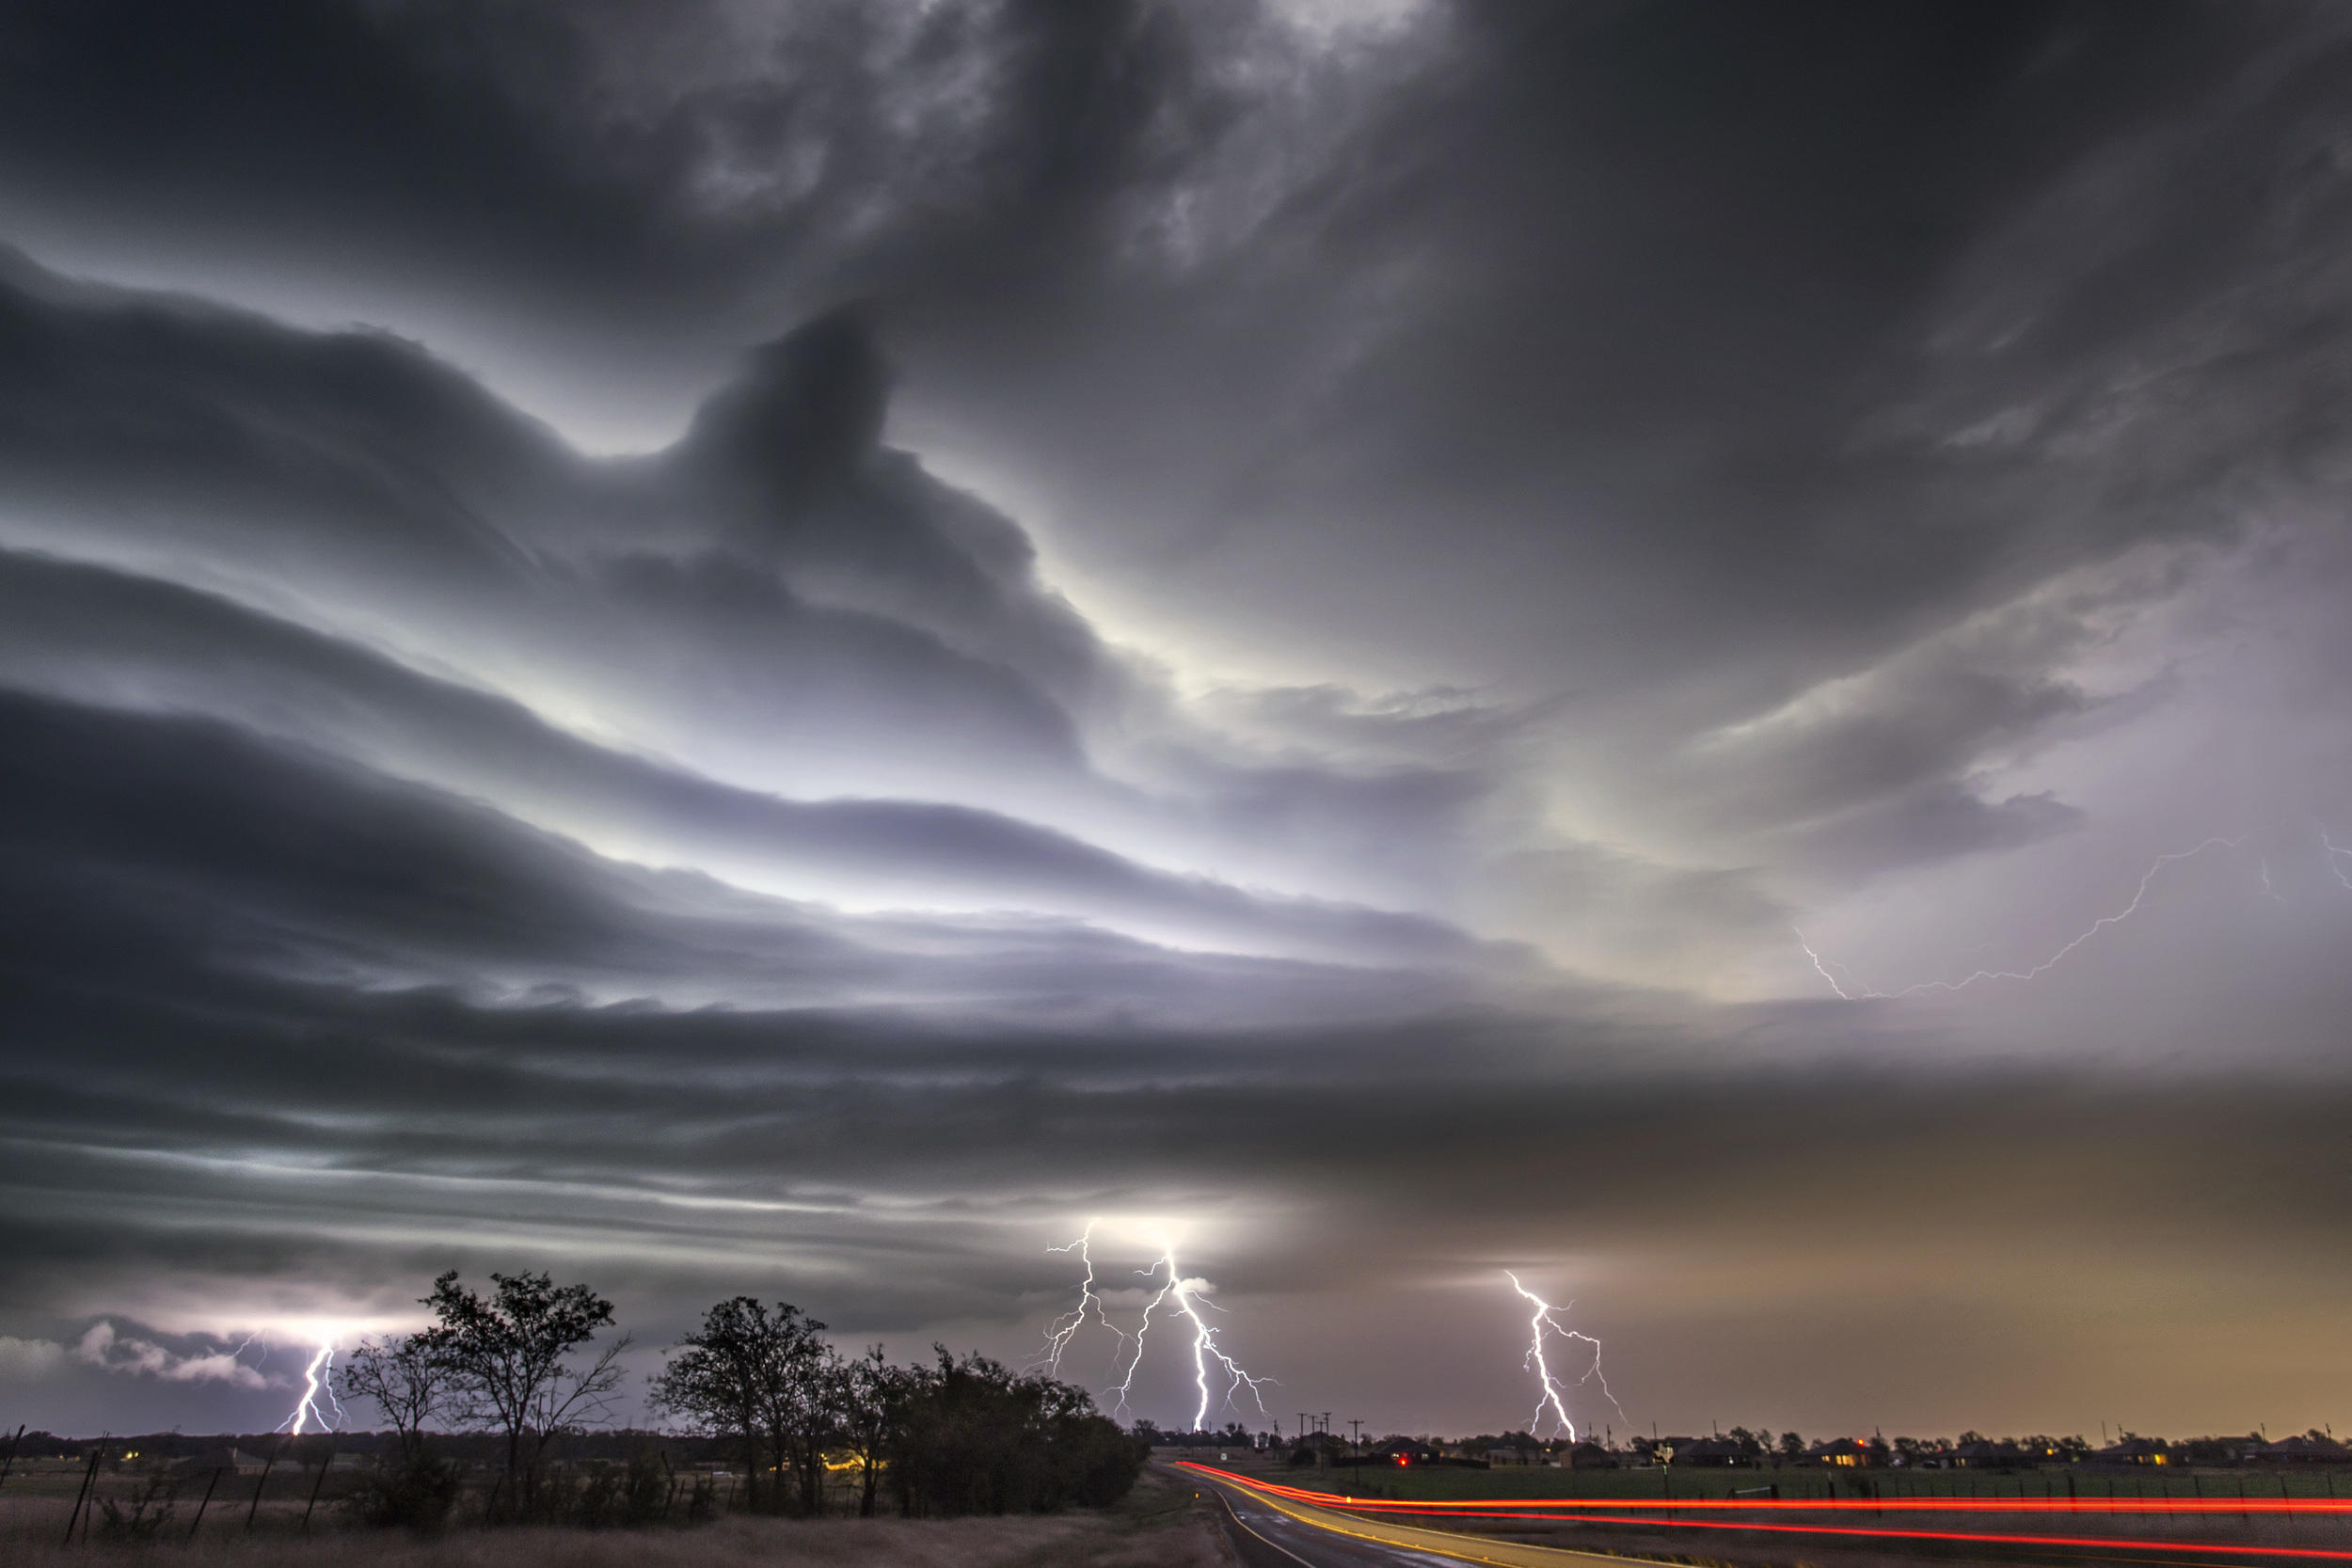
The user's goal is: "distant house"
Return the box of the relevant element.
[1951,1441,2027,1469]
[2260,1436,2351,1465]
[2174,1435,2265,1466]
[1670,1438,1754,1467]
[1369,1438,1435,1466]
[1806,1439,1872,1468]
[2091,1438,2171,1466]
[1634,1435,1699,1466]
[1564,1442,1620,1470]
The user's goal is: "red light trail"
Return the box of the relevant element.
[1176,1462,2352,1561]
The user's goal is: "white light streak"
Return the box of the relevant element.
[1504,1272,1622,1442]
[1800,836,2247,1000]
[1045,1226,1275,1430]
[277,1341,344,1434]
[1035,1220,1131,1382]
[2324,828,2352,892]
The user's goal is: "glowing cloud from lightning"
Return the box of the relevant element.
[71,1322,269,1388]
[1799,836,2247,1000]
[1505,1272,1623,1442]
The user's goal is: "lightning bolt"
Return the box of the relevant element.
[1036,1221,1131,1382]
[277,1342,342,1434]
[1096,1238,1274,1430]
[1505,1272,1623,1442]
[2324,828,2352,892]
[1799,836,2247,1000]
[1792,927,1863,1000]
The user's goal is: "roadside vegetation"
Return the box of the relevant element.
[0,1269,1149,1551]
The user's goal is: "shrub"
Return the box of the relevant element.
[349,1451,461,1532]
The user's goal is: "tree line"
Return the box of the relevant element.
[337,1271,1143,1528]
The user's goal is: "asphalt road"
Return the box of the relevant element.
[1174,1463,1636,1568]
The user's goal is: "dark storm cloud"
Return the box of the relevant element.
[8,0,2352,1441]
[8,1,2333,888]
[0,248,1504,904]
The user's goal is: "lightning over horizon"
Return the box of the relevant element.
[1036,1221,1132,1386]
[276,1341,343,1435]
[1504,1272,1623,1443]
[1043,1227,1274,1431]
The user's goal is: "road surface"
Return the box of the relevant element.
[1173,1463,1638,1568]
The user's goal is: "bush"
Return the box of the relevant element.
[349,1452,461,1532]
[98,1474,177,1541]
[573,1449,675,1528]
[887,1349,1146,1516]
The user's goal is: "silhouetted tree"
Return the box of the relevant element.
[337,1336,460,1529]
[414,1271,629,1518]
[885,1347,1142,1517]
[831,1345,900,1518]
[743,1302,833,1515]
[647,1297,779,1513]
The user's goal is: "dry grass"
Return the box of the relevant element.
[0,1470,1229,1568]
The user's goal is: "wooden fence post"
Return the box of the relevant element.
[303,1443,334,1533]
[189,1467,226,1540]
[246,1439,282,1531]
[63,1445,104,1546]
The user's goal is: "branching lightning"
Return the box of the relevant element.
[1799,836,2248,1000]
[1036,1221,1130,1382]
[1156,1243,1274,1431]
[277,1341,344,1434]
[2324,828,2352,892]
[1505,1272,1622,1442]
[1043,1225,1274,1431]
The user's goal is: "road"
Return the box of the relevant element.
[1173,1462,1639,1568]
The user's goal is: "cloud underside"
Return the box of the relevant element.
[5,0,2352,1439]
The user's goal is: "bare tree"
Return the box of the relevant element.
[414,1270,629,1516]
[337,1337,449,1464]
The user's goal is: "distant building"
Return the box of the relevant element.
[2260,1436,2351,1465]
[1951,1441,2028,1469]
[1564,1442,1620,1470]
[1369,1438,1435,1466]
[2091,1438,2171,1466]
[1670,1438,1754,1467]
[1805,1439,1872,1468]
[1634,1435,1699,1466]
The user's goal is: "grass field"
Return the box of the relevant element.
[0,1463,1225,1568]
[1198,1455,2352,1509]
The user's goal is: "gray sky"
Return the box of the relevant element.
[3,0,2350,1444]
